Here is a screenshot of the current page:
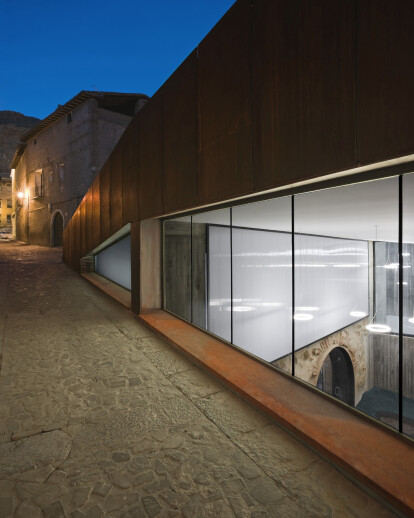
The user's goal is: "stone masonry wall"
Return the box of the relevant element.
[13,100,132,246]
[275,318,370,404]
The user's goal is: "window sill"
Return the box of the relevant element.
[138,309,413,516]
[81,272,131,309]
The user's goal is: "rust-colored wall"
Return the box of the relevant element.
[63,0,414,310]
[357,0,414,164]
[138,94,163,219]
[130,220,140,314]
[122,119,139,225]
[85,190,93,254]
[99,164,110,243]
[92,176,100,249]
[197,0,252,204]
[74,211,80,273]
[162,51,197,213]
[69,220,76,270]
[62,221,70,266]
[110,143,123,235]
[252,0,356,191]
[79,200,86,259]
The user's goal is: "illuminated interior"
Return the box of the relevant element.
[163,174,414,437]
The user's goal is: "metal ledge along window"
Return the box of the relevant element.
[163,174,414,438]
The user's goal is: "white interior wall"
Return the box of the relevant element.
[294,234,369,350]
[207,225,231,342]
[232,227,292,361]
[208,227,369,363]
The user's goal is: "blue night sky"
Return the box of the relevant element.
[1,0,235,120]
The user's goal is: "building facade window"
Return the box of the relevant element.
[6,199,11,208]
[6,214,11,224]
[94,234,131,290]
[30,171,43,198]
[163,173,414,438]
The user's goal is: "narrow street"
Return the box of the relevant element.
[0,241,395,517]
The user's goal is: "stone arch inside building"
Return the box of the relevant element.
[51,210,64,247]
[317,346,355,406]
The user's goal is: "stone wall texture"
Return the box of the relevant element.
[13,100,132,246]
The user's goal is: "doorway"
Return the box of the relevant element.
[52,211,63,246]
[317,347,355,406]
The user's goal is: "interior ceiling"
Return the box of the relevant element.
[173,174,414,243]
[191,175,414,243]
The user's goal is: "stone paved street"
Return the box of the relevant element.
[0,241,397,517]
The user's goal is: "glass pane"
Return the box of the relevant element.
[403,173,414,438]
[232,197,292,372]
[294,178,399,429]
[94,234,131,290]
[164,216,191,321]
[192,208,231,342]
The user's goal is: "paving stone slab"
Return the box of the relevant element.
[0,430,72,476]
[0,243,397,518]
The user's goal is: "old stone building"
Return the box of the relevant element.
[0,177,12,234]
[0,111,39,236]
[11,91,148,246]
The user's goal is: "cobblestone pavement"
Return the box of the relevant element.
[0,241,397,517]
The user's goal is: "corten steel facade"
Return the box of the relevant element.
[63,0,414,292]
[63,0,414,509]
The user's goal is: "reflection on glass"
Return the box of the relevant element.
[403,173,414,437]
[232,197,292,371]
[164,216,191,321]
[192,208,231,342]
[295,178,400,426]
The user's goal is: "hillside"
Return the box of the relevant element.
[0,111,40,178]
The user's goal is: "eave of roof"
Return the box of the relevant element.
[20,90,148,143]
[10,143,27,169]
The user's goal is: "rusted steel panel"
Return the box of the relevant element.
[122,119,135,170]
[70,219,76,270]
[85,189,93,254]
[130,220,140,314]
[62,224,70,265]
[122,124,139,225]
[139,95,163,219]
[92,176,100,249]
[74,211,81,272]
[252,0,356,192]
[357,0,414,164]
[129,116,140,171]
[123,164,139,225]
[110,143,123,234]
[80,199,86,258]
[162,50,197,213]
[197,0,252,205]
[100,164,111,242]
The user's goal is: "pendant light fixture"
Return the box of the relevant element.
[365,226,391,334]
